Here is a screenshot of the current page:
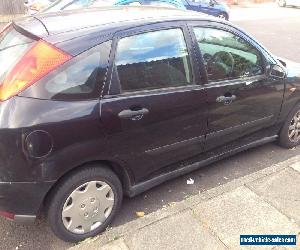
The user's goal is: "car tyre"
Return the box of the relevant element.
[279,104,300,148]
[278,0,286,7]
[217,12,229,20]
[46,165,123,242]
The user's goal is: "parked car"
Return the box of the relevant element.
[115,0,186,9]
[115,0,230,19]
[0,6,299,243]
[278,0,300,7]
[185,0,230,20]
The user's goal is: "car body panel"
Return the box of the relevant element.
[276,58,300,122]
[0,181,54,215]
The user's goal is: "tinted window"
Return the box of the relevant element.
[194,27,264,82]
[115,29,192,92]
[21,41,111,100]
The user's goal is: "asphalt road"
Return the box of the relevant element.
[231,3,300,62]
[1,4,300,250]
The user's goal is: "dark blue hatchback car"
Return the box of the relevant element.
[184,0,230,20]
[115,0,230,20]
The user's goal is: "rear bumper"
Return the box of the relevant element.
[0,181,55,223]
[14,215,36,224]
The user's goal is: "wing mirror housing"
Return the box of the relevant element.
[268,64,286,78]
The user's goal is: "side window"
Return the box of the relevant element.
[115,28,192,92]
[21,41,112,100]
[193,27,264,82]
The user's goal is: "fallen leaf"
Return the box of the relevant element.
[136,211,145,217]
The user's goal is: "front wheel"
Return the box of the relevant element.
[46,165,123,242]
[279,104,300,148]
[217,12,229,20]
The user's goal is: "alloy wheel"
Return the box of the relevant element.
[288,111,300,143]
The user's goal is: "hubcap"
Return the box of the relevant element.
[288,111,300,143]
[62,181,114,235]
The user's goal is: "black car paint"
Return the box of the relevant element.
[187,22,286,151]
[0,7,300,220]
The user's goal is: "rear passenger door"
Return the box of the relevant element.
[100,24,207,182]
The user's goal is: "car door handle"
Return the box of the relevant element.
[118,108,149,121]
[216,95,237,105]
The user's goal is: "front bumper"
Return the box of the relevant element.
[0,181,55,223]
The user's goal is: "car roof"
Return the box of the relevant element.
[16,6,214,36]
[14,6,227,55]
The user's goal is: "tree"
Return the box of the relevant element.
[0,0,25,15]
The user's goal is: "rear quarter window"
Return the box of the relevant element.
[20,41,112,100]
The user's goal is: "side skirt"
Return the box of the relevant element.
[127,135,278,197]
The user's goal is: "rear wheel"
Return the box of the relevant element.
[279,104,300,148]
[46,165,123,242]
[278,0,286,7]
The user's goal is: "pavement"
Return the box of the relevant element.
[1,3,300,250]
[230,2,300,21]
[72,156,300,250]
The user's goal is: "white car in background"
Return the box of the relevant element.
[278,0,300,7]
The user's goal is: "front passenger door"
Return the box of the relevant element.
[191,25,284,151]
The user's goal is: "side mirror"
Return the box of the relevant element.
[269,64,286,78]
[209,0,215,6]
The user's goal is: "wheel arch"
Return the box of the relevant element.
[279,93,300,125]
[217,11,229,20]
[41,159,134,213]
